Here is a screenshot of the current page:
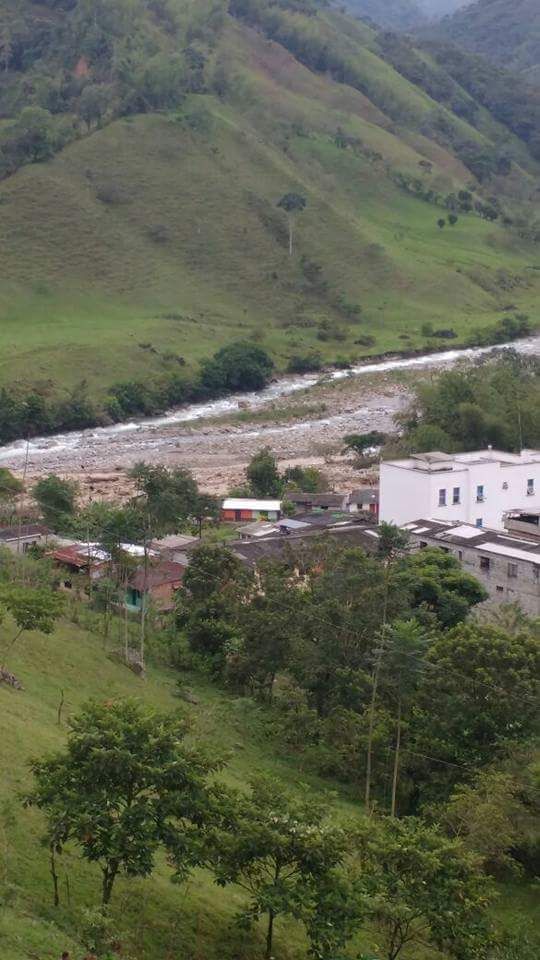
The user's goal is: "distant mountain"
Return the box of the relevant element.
[342,0,469,29]
[431,0,540,81]
[341,0,426,30]
[420,0,470,18]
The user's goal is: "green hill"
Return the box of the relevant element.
[431,0,540,82]
[0,602,537,960]
[0,0,539,404]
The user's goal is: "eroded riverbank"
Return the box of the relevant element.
[1,337,538,495]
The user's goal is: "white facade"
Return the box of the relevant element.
[379,449,540,531]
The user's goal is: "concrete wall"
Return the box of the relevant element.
[380,459,539,530]
[412,535,540,616]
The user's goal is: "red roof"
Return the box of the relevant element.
[52,545,106,569]
[130,560,185,592]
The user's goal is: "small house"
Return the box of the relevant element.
[51,543,109,588]
[150,534,199,562]
[287,492,347,512]
[221,498,282,522]
[126,560,186,613]
[348,488,379,520]
[0,523,51,554]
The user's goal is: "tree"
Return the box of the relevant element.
[403,548,488,628]
[343,431,387,456]
[33,474,78,529]
[182,543,247,601]
[437,218,446,229]
[355,817,493,960]
[381,619,429,817]
[282,465,326,493]
[448,213,458,226]
[178,544,250,666]
[246,447,283,497]
[365,523,410,811]
[26,699,225,905]
[129,462,206,537]
[79,83,111,130]
[7,106,57,164]
[0,468,22,500]
[200,341,274,394]
[413,622,540,798]
[439,768,526,875]
[211,778,346,960]
[277,192,307,256]
[0,586,63,670]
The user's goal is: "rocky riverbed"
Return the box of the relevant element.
[1,337,538,499]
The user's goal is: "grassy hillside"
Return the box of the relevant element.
[0,0,539,403]
[0,609,537,960]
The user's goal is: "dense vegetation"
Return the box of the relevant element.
[0,0,539,408]
[0,341,274,443]
[0,479,538,959]
[393,350,540,454]
[429,0,540,85]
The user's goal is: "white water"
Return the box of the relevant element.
[0,336,538,463]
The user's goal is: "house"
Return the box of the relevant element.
[237,518,310,540]
[231,517,380,567]
[150,534,199,562]
[380,449,540,531]
[221,498,282,522]
[237,521,282,540]
[51,543,109,586]
[404,518,540,616]
[286,492,348,512]
[51,541,158,589]
[347,488,379,520]
[126,560,186,613]
[0,523,51,554]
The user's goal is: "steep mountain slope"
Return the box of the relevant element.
[432,0,540,83]
[341,0,426,30]
[420,0,469,17]
[342,0,468,28]
[0,0,539,404]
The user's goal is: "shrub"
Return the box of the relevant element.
[286,352,323,374]
[199,341,274,393]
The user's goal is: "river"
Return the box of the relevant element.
[0,337,538,484]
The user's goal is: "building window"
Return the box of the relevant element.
[527,478,534,496]
[476,484,484,502]
[419,541,428,548]
[476,518,483,528]
[438,488,447,506]
[480,556,490,571]
[452,487,460,504]
[496,586,504,594]
[508,563,518,579]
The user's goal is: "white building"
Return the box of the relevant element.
[221,498,282,521]
[379,449,540,531]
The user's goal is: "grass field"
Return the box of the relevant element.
[0,610,537,960]
[0,14,538,402]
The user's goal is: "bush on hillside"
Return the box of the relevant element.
[200,341,274,394]
[286,352,323,374]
